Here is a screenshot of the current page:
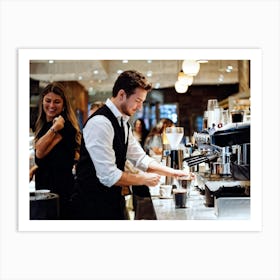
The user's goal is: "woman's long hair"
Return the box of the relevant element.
[34,82,81,153]
[143,118,174,153]
[147,118,175,137]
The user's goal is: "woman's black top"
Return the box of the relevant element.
[35,120,77,209]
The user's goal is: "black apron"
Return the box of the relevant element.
[71,105,128,220]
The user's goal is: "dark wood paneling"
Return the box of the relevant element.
[161,84,239,136]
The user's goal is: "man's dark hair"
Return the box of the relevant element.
[112,70,152,98]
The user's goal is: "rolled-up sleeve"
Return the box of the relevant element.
[83,116,123,187]
[126,127,156,171]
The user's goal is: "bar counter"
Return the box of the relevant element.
[151,174,250,220]
[151,187,217,220]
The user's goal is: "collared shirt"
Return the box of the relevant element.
[83,98,155,187]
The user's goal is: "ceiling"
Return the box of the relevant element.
[30,60,239,95]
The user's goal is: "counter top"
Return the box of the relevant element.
[152,187,217,220]
[152,179,250,220]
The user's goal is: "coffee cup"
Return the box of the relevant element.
[35,189,50,200]
[149,183,160,196]
[231,110,244,123]
[173,189,187,208]
[159,185,172,198]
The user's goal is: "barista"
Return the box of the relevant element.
[71,70,193,220]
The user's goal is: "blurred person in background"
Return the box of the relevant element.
[144,118,175,159]
[132,118,149,148]
[88,101,105,116]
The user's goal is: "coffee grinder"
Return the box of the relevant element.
[164,127,184,184]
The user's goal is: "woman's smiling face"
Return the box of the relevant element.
[43,92,64,122]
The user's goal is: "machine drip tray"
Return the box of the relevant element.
[214,197,250,219]
[204,185,250,207]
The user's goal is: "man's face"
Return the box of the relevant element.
[121,88,147,116]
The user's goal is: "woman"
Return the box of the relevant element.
[33,82,81,219]
[132,118,149,148]
[144,118,175,158]
[89,101,105,116]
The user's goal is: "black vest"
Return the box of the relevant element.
[74,105,129,219]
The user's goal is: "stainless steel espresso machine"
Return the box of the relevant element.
[184,122,250,180]
[183,122,251,210]
[210,122,250,180]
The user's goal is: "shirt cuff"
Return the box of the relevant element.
[99,168,123,187]
[136,155,157,171]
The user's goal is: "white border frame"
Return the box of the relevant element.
[18,48,262,232]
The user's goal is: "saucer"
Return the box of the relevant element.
[159,195,173,199]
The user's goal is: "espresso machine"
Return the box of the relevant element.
[183,122,251,208]
[184,122,250,180]
[210,122,250,180]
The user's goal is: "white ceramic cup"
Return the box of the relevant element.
[159,185,172,198]
[35,189,50,200]
[149,184,160,196]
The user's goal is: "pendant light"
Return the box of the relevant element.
[175,80,188,93]
[178,71,193,86]
[182,60,200,76]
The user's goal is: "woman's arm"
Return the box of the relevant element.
[35,129,62,159]
[35,116,64,159]
[29,164,38,181]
